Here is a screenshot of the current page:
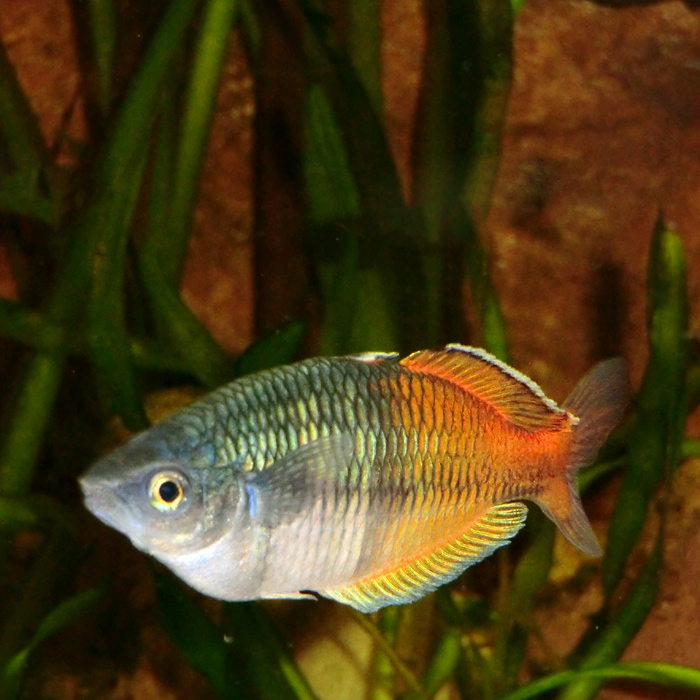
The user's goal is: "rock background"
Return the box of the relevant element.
[2,0,699,697]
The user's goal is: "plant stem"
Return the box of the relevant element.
[351,610,427,700]
[165,0,239,284]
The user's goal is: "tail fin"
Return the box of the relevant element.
[542,359,630,556]
[563,359,629,475]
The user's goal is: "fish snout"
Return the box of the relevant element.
[80,470,130,532]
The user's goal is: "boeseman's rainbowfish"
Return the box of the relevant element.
[81,345,628,612]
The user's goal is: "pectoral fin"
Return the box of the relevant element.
[244,432,354,528]
[319,502,528,613]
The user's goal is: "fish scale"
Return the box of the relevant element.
[81,345,628,613]
[205,361,498,560]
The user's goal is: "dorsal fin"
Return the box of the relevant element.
[320,502,528,613]
[401,344,569,432]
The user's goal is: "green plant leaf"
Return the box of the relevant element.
[406,626,461,700]
[346,0,381,112]
[303,78,400,354]
[224,603,319,700]
[351,610,426,700]
[94,0,203,192]
[0,587,103,699]
[454,0,513,359]
[0,171,58,224]
[492,509,554,693]
[240,0,262,66]
[603,218,687,594]
[0,299,69,352]
[0,0,205,495]
[0,297,191,373]
[302,80,398,354]
[0,494,76,535]
[234,320,306,376]
[509,0,528,15]
[84,0,213,426]
[139,59,236,388]
[83,0,213,428]
[500,661,700,700]
[0,40,47,174]
[164,0,240,285]
[461,0,513,219]
[559,540,661,700]
[138,251,237,388]
[304,84,361,227]
[154,571,318,700]
[294,0,408,247]
[578,456,625,493]
[86,154,149,430]
[561,226,686,697]
[153,568,237,698]
[371,605,400,700]
[86,0,117,113]
[0,349,70,495]
[414,0,495,346]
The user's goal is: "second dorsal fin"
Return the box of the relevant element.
[401,344,570,432]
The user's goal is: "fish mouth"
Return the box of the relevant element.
[80,473,135,534]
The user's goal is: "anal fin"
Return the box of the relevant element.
[320,502,528,613]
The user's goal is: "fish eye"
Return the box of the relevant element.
[149,471,188,512]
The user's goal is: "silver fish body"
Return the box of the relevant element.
[83,354,413,604]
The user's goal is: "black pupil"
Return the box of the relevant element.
[158,480,180,503]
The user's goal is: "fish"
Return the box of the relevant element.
[80,345,628,613]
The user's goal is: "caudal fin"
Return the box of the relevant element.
[563,358,629,476]
[542,359,629,556]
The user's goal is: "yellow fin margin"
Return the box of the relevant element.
[320,502,528,613]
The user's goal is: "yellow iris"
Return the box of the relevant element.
[149,472,186,511]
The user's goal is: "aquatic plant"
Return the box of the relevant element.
[0,0,699,698]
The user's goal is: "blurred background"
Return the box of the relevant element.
[1,0,699,698]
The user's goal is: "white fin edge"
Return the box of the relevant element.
[444,344,566,416]
[345,351,399,363]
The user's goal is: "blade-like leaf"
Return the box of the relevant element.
[85,0,212,427]
[224,603,319,700]
[294,0,409,246]
[346,0,381,112]
[559,541,661,700]
[603,219,687,594]
[371,605,400,700]
[138,251,237,387]
[304,84,360,227]
[94,0,203,192]
[493,509,554,692]
[0,494,75,535]
[153,568,239,699]
[406,627,461,700]
[140,69,236,388]
[0,0,205,495]
[234,320,306,376]
[87,0,117,113]
[302,80,397,353]
[501,661,700,700]
[164,0,240,285]
[0,587,103,699]
[87,154,149,429]
[0,40,46,173]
